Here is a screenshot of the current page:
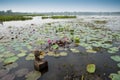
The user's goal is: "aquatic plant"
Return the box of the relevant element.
[86,64,96,73]
[108,47,119,54]
[25,53,34,60]
[25,71,41,80]
[4,56,19,65]
[5,63,18,70]
[70,48,80,53]
[109,71,120,80]
[52,44,59,49]
[59,52,68,56]
[17,52,26,57]
[86,49,97,53]
[111,55,120,62]
[74,36,80,44]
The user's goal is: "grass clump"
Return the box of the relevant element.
[42,15,76,19]
[0,15,32,22]
[94,20,107,24]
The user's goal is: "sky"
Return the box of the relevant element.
[0,0,120,12]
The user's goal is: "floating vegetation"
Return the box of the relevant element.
[4,63,18,70]
[0,16,120,80]
[109,71,120,80]
[17,52,26,57]
[25,53,34,60]
[86,64,96,73]
[117,63,120,68]
[15,68,29,77]
[74,36,80,44]
[47,51,55,56]
[59,52,68,56]
[111,55,120,62]
[52,44,59,49]
[4,56,19,65]
[3,52,15,58]
[86,49,97,53]
[108,47,119,54]
[25,71,41,80]
[94,20,107,24]
[27,45,32,50]
[70,48,80,53]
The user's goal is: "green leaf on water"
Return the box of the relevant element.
[111,55,120,62]
[4,56,19,65]
[59,52,68,56]
[109,71,120,80]
[25,53,34,60]
[25,71,41,80]
[5,63,18,70]
[117,63,120,68]
[70,48,80,53]
[86,49,97,53]
[86,64,96,73]
[17,52,26,57]
[108,47,119,54]
[52,44,59,49]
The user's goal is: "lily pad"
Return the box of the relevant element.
[4,56,19,65]
[27,45,32,50]
[25,71,41,80]
[117,63,120,68]
[52,44,59,49]
[86,49,97,53]
[108,47,119,54]
[1,73,15,80]
[86,64,96,73]
[109,71,120,80]
[59,52,68,56]
[5,63,18,70]
[15,68,29,77]
[3,52,15,58]
[70,48,80,53]
[0,58,4,62]
[111,55,120,62]
[25,53,34,60]
[47,51,55,56]
[17,52,26,57]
